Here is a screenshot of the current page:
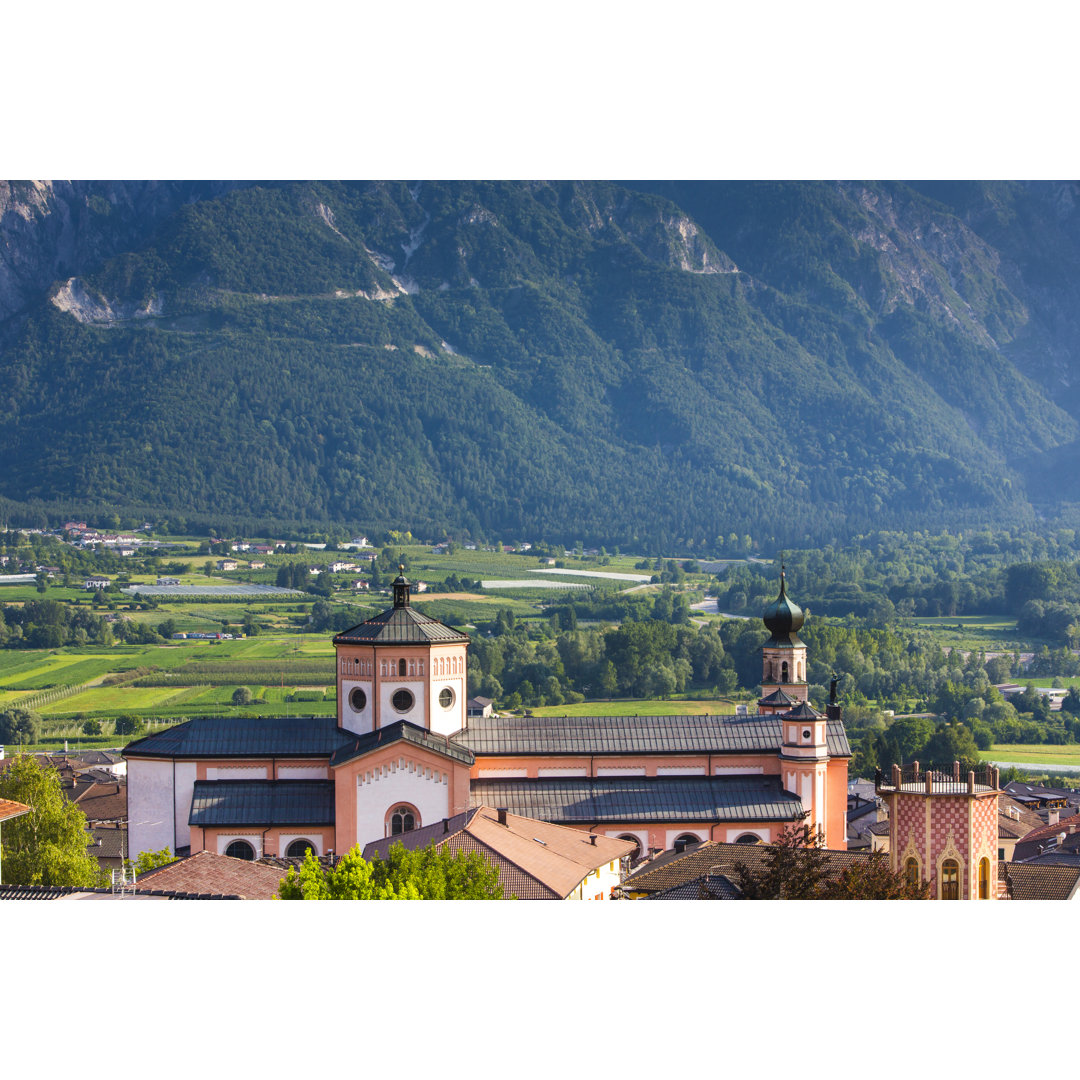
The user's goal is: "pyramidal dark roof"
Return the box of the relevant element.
[333,573,469,645]
[779,702,823,720]
[758,687,797,707]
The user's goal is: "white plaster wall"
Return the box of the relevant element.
[665,828,708,847]
[341,678,374,733]
[174,762,197,851]
[279,833,323,856]
[726,827,770,843]
[127,759,175,857]
[206,766,268,780]
[538,767,588,777]
[218,834,263,858]
[278,765,329,780]
[597,767,646,776]
[570,861,623,900]
[355,762,449,848]
[656,766,706,776]
[379,681,426,727]
[716,765,764,775]
[430,679,465,737]
[477,767,528,778]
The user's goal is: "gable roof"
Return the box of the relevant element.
[123,716,351,760]
[72,780,127,823]
[646,873,742,900]
[453,713,850,757]
[330,719,475,768]
[188,780,335,827]
[622,840,874,895]
[468,775,805,824]
[0,798,30,824]
[362,806,635,899]
[1000,861,1080,900]
[135,850,290,899]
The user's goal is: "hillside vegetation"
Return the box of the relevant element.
[3,180,1080,548]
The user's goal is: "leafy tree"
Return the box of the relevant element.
[114,715,146,736]
[0,708,42,747]
[81,719,102,736]
[733,824,830,900]
[232,686,253,706]
[279,842,504,899]
[132,848,179,875]
[818,854,931,899]
[0,755,103,886]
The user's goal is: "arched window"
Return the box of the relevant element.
[225,840,255,861]
[618,834,642,862]
[389,805,418,836]
[781,661,789,682]
[286,838,316,858]
[941,858,960,900]
[905,857,920,888]
[735,833,762,844]
[398,658,407,677]
[673,833,701,851]
[979,857,990,899]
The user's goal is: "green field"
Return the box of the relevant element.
[982,744,1080,768]
[908,614,1025,652]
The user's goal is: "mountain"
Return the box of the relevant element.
[2,179,1080,550]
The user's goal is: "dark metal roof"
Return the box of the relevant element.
[646,873,742,900]
[333,605,469,645]
[780,702,824,720]
[330,720,475,768]
[453,714,850,757]
[468,775,806,824]
[759,688,797,706]
[188,780,335,827]
[123,716,351,760]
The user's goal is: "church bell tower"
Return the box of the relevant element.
[758,567,809,713]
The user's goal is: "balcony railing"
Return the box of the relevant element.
[875,761,999,795]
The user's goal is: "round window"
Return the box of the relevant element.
[350,687,367,712]
[439,687,455,709]
[392,688,414,712]
[802,729,812,740]
[225,840,255,861]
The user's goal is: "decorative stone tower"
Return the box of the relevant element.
[778,701,832,837]
[332,570,470,737]
[876,762,1002,899]
[758,568,809,713]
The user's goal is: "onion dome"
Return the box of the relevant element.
[762,568,805,645]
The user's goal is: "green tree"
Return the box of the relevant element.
[0,755,103,886]
[733,824,829,899]
[81,719,102,736]
[232,686,253,706]
[818,854,931,899]
[132,848,180,875]
[0,708,42,747]
[279,842,504,899]
[114,715,147,736]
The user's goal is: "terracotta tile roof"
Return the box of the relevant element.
[0,798,30,823]
[0,882,241,900]
[623,840,874,896]
[867,819,892,836]
[999,861,1080,900]
[363,806,635,899]
[87,825,127,861]
[72,781,127,823]
[135,850,290,899]
[998,796,1044,833]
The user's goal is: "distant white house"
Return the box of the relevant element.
[85,578,111,590]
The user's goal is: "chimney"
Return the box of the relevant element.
[590,834,597,846]
[443,818,450,833]
[497,808,508,827]
[1049,809,1060,826]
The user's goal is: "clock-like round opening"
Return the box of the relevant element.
[802,729,812,740]
[350,687,367,712]
[392,688,414,713]
[439,687,455,709]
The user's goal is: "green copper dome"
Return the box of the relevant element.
[762,570,804,645]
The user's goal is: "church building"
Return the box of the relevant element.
[125,571,850,865]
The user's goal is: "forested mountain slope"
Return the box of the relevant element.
[2,180,1079,549]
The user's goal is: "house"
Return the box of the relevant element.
[157,578,180,586]
[363,806,634,899]
[125,571,850,874]
[999,861,1080,900]
[467,696,494,719]
[86,823,127,874]
[84,577,111,590]
[1010,810,1080,863]
[216,559,238,571]
[249,561,266,570]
